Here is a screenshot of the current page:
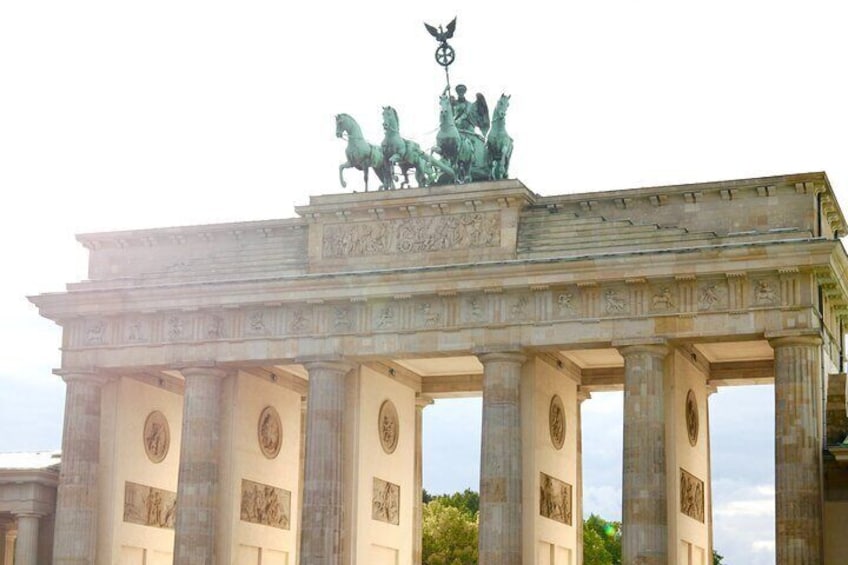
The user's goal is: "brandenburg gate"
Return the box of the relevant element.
[26,172,848,564]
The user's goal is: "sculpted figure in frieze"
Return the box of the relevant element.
[539,472,572,525]
[679,469,705,522]
[755,279,778,305]
[240,479,291,530]
[372,477,400,525]
[124,482,177,529]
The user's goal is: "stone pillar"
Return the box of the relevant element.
[576,389,590,565]
[770,336,824,563]
[414,395,434,565]
[53,371,107,565]
[13,514,40,565]
[2,526,16,565]
[300,361,353,565]
[619,344,670,565]
[174,367,229,565]
[297,396,307,561]
[478,351,525,565]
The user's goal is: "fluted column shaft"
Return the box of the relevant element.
[414,395,433,565]
[478,352,525,565]
[174,367,228,565]
[620,345,670,565]
[771,336,823,564]
[300,361,353,565]
[13,514,40,565]
[53,372,107,565]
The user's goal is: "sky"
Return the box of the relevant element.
[2,1,846,563]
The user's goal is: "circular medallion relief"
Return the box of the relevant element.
[549,394,566,450]
[378,399,399,454]
[143,410,170,463]
[258,406,282,459]
[685,389,699,447]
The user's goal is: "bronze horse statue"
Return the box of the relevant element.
[487,94,513,180]
[433,94,489,184]
[381,106,453,189]
[336,113,390,191]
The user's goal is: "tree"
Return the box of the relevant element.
[713,549,725,564]
[583,514,621,565]
[422,499,478,565]
[426,488,479,518]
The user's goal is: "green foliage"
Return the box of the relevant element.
[583,514,621,565]
[425,488,479,519]
[713,549,725,564]
[422,499,478,565]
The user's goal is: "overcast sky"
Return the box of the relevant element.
[2,1,845,563]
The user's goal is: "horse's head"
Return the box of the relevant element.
[382,106,399,132]
[493,94,511,121]
[335,114,344,138]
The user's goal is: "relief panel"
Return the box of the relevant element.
[679,468,705,523]
[372,477,400,525]
[123,482,177,529]
[321,212,500,258]
[240,479,291,530]
[539,472,572,525]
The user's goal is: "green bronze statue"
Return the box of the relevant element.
[333,19,515,191]
[336,113,390,191]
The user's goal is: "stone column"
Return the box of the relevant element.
[770,336,824,563]
[297,396,307,561]
[2,526,16,565]
[414,395,434,565]
[13,513,40,565]
[619,344,670,565]
[477,351,525,565]
[53,371,108,565]
[300,361,353,565]
[174,367,229,565]
[576,389,590,565]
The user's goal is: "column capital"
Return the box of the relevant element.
[614,339,670,359]
[415,394,435,409]
[178,365,232,379]
[12,512,43,520]
[577,387,592,403]
[475,349,526,365]
[768,335,823,349]
[54,369,110,386]
[301,360,355,375]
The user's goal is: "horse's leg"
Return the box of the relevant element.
[339,162,351,189]
[363,166,369,192]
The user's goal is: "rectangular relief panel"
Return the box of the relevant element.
[539,472,573,525]
[237,545,261,565]
[679,468,705,523]
[372,477,401,525]
[240,479,292,530]
[123,482,177,529]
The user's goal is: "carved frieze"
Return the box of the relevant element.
[126,318,148,343]
[143,411,170,463]
[651,286,676,311]
[753,278,779,306]
[245,310,269,336]
[539,472,572,525]
[321,212,500,258]
[258,406,282,459]
[372,477,400,525]
[378,399,399,454]
[556,290,577,317]
[698,281,727,311]
[680,468,705,522]
[604,288,628,315]
[240,479,291,530]
[124,482,177,529]
[549,395,566,450]
[685,390,699,447]
[417,301,442,328]
[85,319,107,345]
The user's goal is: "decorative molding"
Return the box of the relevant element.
[143,411,170,464]
[258,406,282,459]
[549,395,566,450]
[378,399,399,454]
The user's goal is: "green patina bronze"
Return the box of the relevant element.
[335,18,514,191]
